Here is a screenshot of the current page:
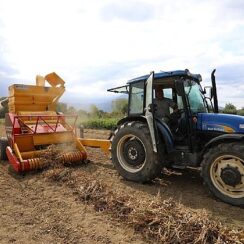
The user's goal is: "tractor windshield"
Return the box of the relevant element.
[184,79,208,113]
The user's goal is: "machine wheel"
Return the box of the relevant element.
[201,143,244,207]
[0,137,8,161]
[111,121,162,182]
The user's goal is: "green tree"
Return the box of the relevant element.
[90,104,99,117]
[78,108,88,116]
[56,102,68,113]
[89,104,105,118]
[67,106,77,114]
[223,103,237,115]
[237,107,244,116]
[112,98,128,115]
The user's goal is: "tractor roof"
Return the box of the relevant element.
[107,69,202,94]
[127,69,202,84]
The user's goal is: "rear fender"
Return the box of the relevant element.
[116,116,174,153]
[155,119,174,152]
[117,116,147,127]
[203,133,244,153]
[116,116,157,152]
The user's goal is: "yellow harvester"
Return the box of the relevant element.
[2,72,110,172]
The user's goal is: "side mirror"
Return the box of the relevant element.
[204,86,213,99]
[175,79,185,96]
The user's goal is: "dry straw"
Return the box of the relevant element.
[44,168,243,244]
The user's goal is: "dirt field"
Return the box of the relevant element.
[0,126,244,243]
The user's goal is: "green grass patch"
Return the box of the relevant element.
[81,118,119,130]
[0,118,4,125]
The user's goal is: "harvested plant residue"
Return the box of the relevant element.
[45,169,244,244]
[39,144,87,168]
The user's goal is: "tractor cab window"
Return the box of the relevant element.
[184,80,207,113]
[129,81,144,115]
[163,88,174,114]
[153,86,179,115]
[162,88,172,99]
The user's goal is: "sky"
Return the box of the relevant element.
[0,0,244,109]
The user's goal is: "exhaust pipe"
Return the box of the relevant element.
[211,69,218,113]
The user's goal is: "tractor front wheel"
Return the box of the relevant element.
[111,121,161,182]
[202,143,244,207]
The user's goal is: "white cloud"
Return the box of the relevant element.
[0,0,243,107]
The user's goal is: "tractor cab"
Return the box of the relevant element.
[109,69,212,152]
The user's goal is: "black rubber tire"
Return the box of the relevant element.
[201,143,244,207]
[111,121,162,182]
[0,137,8,161]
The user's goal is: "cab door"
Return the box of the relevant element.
[145,72,157,152]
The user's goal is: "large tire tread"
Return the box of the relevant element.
[201,142,244,207]
[111,121,162,183]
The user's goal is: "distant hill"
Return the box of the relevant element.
[62,94,127,112]
[62,98,112,112]
[66,99,112,112]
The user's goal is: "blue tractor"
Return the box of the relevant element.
[108,69,244,207]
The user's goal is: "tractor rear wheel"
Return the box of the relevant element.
[111,121,162,182]
[202,143,244,207]
[0,137,8,161]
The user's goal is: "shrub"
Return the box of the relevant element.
[223,103,237,114]
[81,118,119,130]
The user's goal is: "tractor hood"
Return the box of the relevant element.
[197,113,244,133]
